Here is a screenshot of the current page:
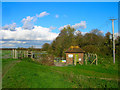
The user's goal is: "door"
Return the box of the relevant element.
[74,54,78,65]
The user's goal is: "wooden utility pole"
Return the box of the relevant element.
[110,19,117,64]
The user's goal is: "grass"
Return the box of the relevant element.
[1,50,119,88]
[2,60,73,88]
[2,58,119,88]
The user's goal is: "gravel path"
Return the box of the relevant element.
[54,62,66,66]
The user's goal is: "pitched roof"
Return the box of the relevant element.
[65,46,85,53]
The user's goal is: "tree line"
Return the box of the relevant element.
[42,25,120,59]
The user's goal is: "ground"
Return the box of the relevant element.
[2,58,119,88]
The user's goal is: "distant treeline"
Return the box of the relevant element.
[0,48,42,51]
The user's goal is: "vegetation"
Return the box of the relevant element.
[2,58,119,88]
[41,26,120,59]
[1,50,13,59]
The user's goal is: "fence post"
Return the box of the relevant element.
[13,49,15,59]
[27,51,28,57]
[21,50,23,59]
[96,54,98,65]
[85,54,87,65]
[24,51,25,58]
[31,51,33,58]
[15,49,17,59]
[74,55,76,66]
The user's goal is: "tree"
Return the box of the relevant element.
[103,32,112,56]
[115,36,120,58]
[74,30,84,47]
[28,45,35,51]
[51,25,76,57]
[42,43,50,51]
[90,29,104,36]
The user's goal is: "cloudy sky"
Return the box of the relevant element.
[0,2,118,48]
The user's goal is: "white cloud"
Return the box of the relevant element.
[0,41,5,44]
[2,44,15,47]
[59,21,86,30]
[0,26,58,41]
[115,33,120,37]
[55,14,59,18]
[21,11,50,30]
[49,26,56,30]
[81,32,87,35]
[21,16,35,30]
[8,41,26,44]
[114,33,120,39]
[75,31,87,35]
[58,24,70,30]
[2,23,17,31]
[99,31,104,33]
[2,25,9,30]
[36,11,50,18]
[23,42,26,44]
[71,21,86,29]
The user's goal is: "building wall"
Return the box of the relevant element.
[66,53,84,65]
[78,53,84,64]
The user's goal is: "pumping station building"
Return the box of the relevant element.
[65,46,85,65]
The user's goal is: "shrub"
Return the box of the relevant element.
[82,45,100,54]
[22,57,34,62]
[34,54,54,66]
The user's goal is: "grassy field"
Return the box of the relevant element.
[2,57,119,88]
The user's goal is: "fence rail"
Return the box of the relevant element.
[84,53,98,65]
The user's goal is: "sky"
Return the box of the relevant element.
[0,2,119,48]
[1,0,120,2]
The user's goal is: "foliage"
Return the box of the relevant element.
[82,45,100,54]
[42,43,50,51]
[28,46,35,51]
[50,25,76,58]
[1,50,13,58]
[33,54,54,66]
[41,26,119,59]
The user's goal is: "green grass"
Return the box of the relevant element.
[2,60,73,88]
[1,50,119,88]
[2,58,18,69]
[2,58,119,88]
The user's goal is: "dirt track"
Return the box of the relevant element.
[2,60,21,78]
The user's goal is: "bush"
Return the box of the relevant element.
[82,45,100,54]
[35,54,54,66]
[22,58,34,62]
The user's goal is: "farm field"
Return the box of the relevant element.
[2,57,119,88]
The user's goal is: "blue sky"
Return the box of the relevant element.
[1,2,119,48]
[1,0,120,2]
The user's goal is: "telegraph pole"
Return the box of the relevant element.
[110,19,116,64]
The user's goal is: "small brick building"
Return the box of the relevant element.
[65,46,85,65]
